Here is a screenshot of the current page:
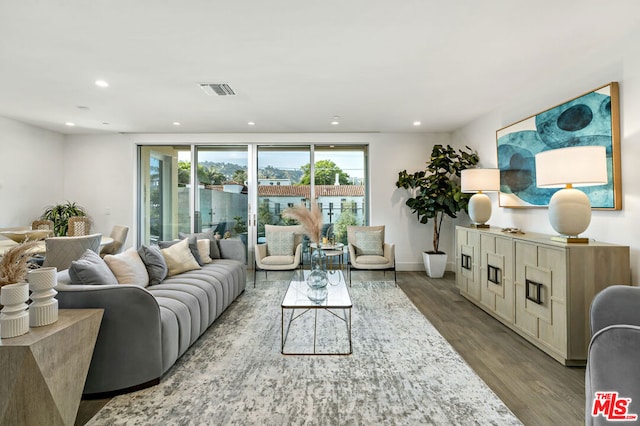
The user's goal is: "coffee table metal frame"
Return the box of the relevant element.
[281,269,352,355]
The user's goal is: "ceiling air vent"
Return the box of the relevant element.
[199,83,235,96]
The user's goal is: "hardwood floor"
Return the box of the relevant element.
[77,270,585,425]
[397,271,585,426]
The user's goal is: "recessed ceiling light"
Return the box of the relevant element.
[65,122,75,127]
[331,116,340,126]
[173,122,181,126]
[95,80,109,88]
[413,121,422,126]
[248,121,256,126]
[77,105,90,110]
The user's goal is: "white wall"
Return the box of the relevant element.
[0,117,65,227]
[61,132,449,268]
[63,134,136,249]
[452,25,640,283]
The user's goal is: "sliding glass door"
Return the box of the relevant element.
[194,146,248,246]
[138,143,368,260]
[139,145,191,244]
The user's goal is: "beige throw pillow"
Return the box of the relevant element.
[161,238,201,276]
[104,248,150,287]
[197,239,213,264]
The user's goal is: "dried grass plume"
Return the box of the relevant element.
[0,241,39,287]
[282,201,323,243]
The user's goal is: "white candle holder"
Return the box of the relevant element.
[0,282,30,338]
[27,267,58,327]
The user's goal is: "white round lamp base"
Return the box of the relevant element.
[468,193,492,226]
[548,188,592,238]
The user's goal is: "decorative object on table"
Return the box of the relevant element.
[27,267,58,327]
[501,227,525,234]
[496,82,621,209]
[0,229,52,243]
[282,201,328,290]
[0,282,29,338]
[461,168,500,228]
[395,144,479,278]
[535,145,607,243]
[0,240,40,288]
[40,201,92,236]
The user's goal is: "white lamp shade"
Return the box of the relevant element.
[535,146,607,188]
[461,168,500,193]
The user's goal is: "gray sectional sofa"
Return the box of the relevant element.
[56,238,246,396]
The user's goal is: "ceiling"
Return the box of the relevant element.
[1,0,639,135]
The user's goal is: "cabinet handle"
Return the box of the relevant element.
[461,254,472,270]
[487,265,501,285]
[525,279,543,305]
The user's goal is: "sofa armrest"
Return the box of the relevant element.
[57,282,163,395]
[585,325,640,425]
[590,285,640,336]
[218,238,246,264]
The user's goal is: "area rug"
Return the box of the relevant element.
[87,281,522,425]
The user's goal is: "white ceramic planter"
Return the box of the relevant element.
[423,252,448,278]
[27,267,58,327]
[0,282,30,338]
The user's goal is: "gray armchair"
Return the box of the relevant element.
[586,285,640,425]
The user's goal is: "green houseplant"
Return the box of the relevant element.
[40,201,91,237]
[396,144,479,277]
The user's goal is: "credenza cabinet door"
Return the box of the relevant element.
[480,234,514,323]
[456,227,480,300]
[514,241,567,358]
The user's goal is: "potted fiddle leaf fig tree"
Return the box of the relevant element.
[396,144,479,278]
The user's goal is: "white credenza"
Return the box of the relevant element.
[455,226,630,366]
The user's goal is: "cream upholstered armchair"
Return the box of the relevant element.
[254,224,305,286]
[99,225,129,258]
[347,225,396,285]
[42,233,102,271]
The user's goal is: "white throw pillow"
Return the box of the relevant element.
[161,238,201,276]
[104,248,150,287]
[197,239,213,264]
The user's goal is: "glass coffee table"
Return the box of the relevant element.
[281,269,352,355]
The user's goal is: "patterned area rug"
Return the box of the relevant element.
[88,280,522,425]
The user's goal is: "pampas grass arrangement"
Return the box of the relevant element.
[0,241,39,287]
[282,202,323,243]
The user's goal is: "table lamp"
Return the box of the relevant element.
[461,168,500,228]
[535,146,607,243]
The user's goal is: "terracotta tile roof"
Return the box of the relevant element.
[205,184,364,197]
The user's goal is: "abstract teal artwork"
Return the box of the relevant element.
[496,83,621,209]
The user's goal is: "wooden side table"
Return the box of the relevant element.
[0,309,103,426]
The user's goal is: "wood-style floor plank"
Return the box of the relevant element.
[397,270,585,426]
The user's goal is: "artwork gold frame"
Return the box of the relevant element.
[496,82,621,209]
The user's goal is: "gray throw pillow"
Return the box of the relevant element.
[265,231,295,256]
[179,230,221,259]
[159,235,203,266]
[69,249,119,285]
[138,244,168,285]
[355,230,384,256]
